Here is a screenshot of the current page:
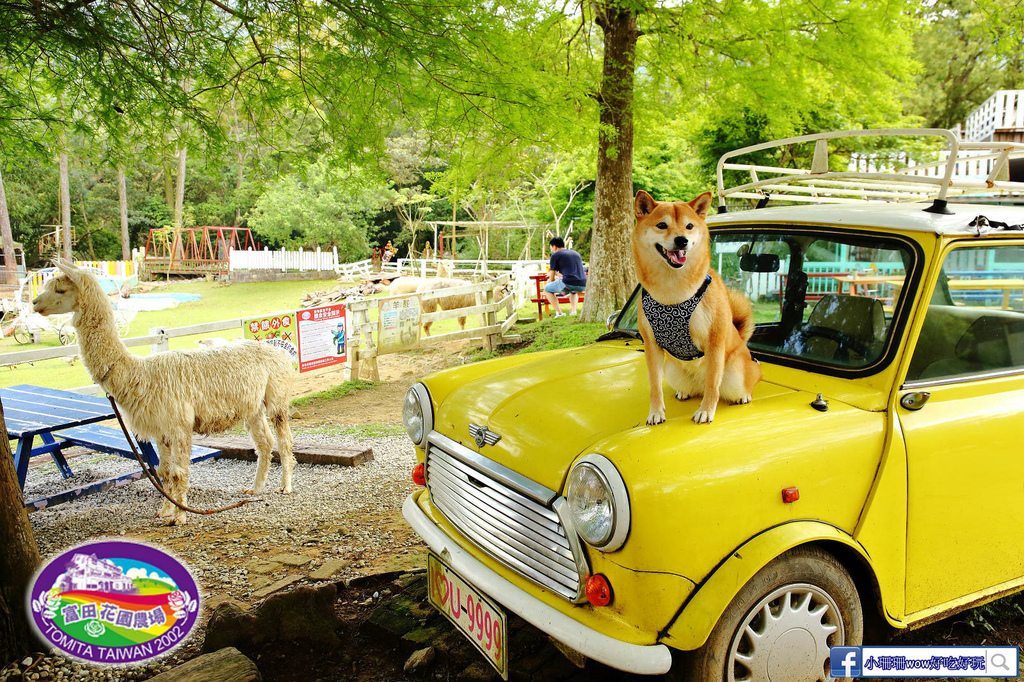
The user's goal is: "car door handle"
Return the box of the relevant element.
[900,391,931,410]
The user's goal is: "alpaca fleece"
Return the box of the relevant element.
[32,261,295,526]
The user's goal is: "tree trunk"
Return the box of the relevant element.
[174,146,187,231]
[59,145,73,260]
[0,166,16,286]
[0,398,41,662]
[118,166,130,261]
[579,2,638,324]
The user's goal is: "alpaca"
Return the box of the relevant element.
[417,278,515,336]
[33,261,295,526]
[387,276,430,297]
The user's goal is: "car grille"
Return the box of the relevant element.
[426,436,584,601]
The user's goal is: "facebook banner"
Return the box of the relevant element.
[831,646,1019,678]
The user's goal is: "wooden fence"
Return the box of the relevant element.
[0,272,531,390]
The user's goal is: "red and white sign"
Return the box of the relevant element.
[296,304,347,373]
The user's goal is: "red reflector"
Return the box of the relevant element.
[782,487,799,503]
[585,574,612,607]
[412,463,426,486]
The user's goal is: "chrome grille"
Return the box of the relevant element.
[426,434,585,601]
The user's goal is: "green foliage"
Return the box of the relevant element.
[516,317,608,354]
[248,160,394,259]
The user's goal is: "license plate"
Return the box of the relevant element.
[427,552,508,680]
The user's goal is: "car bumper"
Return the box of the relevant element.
[402,492,674,676]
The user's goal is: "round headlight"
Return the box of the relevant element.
[402,384,432,447]
[566,454,630,551]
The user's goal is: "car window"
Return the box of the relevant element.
[613,227,916,372]
[907,244,1024,382]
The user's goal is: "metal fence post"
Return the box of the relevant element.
[149,327,169,354]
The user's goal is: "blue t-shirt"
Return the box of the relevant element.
[550,249,587,287]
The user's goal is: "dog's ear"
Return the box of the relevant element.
[688,192,713,219]
[635,190,657,217]
[55,259,82,283]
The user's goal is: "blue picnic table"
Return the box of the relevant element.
[1,384,219,511]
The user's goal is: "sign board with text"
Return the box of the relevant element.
[378,295,421,354]
[295,304,347,373]
[242,312,298,368]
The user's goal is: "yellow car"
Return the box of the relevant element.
[402,131,1024,680]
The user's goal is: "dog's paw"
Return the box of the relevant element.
[277,487,292,495]
[168,514,188,527]
[734,395,752,405]
[156,502,175,518]
[646,410,666,426]
[674,392,690,401]
[692,408,716,424]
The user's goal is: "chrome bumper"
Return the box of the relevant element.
[403,492,674,676]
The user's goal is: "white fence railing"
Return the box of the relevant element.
[230,247,339,272]
[966,90,1024,142]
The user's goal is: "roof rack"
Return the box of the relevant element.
[716,128,1024,215]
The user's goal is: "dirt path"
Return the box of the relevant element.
[289,342,469,426]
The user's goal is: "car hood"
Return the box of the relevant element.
[427,341,798,493]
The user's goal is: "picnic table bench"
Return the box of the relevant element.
[1,384,219,511]
[529,273,586,320]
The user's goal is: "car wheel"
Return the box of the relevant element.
[681,546,862,682]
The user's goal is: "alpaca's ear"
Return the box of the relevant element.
[56,259,81,283]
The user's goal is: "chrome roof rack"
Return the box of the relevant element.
[716,128,1024,215]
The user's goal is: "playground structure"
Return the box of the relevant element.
[144,226,256,275]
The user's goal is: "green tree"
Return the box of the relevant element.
[248,160,393,260]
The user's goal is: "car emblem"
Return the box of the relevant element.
[469,424,501,448]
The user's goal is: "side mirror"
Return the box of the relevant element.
[740,253,780,273]
[606,310,621,330]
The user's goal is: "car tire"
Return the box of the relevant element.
[678,546,862,682]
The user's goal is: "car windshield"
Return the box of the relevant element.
[612,226,919,372]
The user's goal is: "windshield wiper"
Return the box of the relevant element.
[596,329,641,342]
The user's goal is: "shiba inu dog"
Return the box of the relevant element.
[633,190,761,425]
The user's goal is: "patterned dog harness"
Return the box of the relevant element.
[641,274,713,361]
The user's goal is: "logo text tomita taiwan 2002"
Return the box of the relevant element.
[28,540,200,664]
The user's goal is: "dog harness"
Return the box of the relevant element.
[641,274,713,361]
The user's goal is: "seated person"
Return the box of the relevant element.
[544,237,587,317]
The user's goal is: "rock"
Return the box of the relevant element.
[403,647,436,675]
[268,553,313,567]
[247,562,282,574]
[259,583,341,646]
[144,647,260,682]
[22,658,33,667]
[457,661,499,682]
[202,602,259,655]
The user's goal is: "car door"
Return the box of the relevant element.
[900,241,1024,615]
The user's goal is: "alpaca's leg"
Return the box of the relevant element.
[165,439,191,526]
[271,408,295,494]
[245,414,275,495]
[155,439,176,519]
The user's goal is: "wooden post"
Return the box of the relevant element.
[484,284,498,352]
[354,308,378,381]
[150,327,170,354]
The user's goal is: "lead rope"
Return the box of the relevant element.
[106,395,259,515]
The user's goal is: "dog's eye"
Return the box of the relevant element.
[656,222,668,230]
[686,223,694,230]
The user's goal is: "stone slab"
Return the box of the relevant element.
[194,436,373,467]
[248,562,282,574]
[252,576,301,599]
[309,559,350,581]
[269,553,313,567]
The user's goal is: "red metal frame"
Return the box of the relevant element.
[144,227,256,274]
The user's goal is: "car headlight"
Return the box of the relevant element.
[566,454,630,551]
[402,383,433,447]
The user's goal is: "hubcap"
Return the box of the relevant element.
[727,583,844,682]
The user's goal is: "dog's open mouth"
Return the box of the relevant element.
[655,244,686,268]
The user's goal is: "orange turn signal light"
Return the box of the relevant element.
[585,574,612,607]
[412,463,426,486]
[782,486,799,503]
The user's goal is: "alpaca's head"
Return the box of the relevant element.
[32,260,89,316]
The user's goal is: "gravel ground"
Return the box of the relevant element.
[5,430,424,682]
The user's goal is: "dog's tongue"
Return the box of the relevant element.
[667,250,686,265]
